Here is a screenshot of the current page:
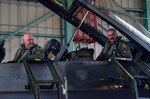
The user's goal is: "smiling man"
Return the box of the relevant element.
[96,28,132,61]
[14,33,44,62]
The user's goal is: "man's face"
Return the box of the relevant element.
[23,34,34,48]
[107,31,117,43]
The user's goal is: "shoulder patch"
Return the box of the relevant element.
[121,43,128,49]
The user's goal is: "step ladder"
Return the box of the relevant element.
[23,59,68,99]
[111,59,150,99]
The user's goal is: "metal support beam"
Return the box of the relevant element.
[0,32,64,38]
[143,0,148,30]
[145,0,150,31]
[0,11,54,43]
[64,0,73,51]
[124,8,144,13]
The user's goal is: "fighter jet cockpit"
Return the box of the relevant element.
[0,0,150,99]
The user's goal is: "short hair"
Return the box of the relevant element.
[22,33,33,39]
[108,28,116,33]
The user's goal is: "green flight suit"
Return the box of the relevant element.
[97,39,132,61]
[14,44,45,62]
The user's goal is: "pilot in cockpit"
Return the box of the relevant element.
[96,28,132,61]
[13,33,45,62]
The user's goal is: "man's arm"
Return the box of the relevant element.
[96,42,110,61]
[26,45,45,61]
[13,48,23,62]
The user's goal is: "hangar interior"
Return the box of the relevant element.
[0,0,149,62]
[0,0,150,99]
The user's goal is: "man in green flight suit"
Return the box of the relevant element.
[14,33,45,62]
[96,28,132,61]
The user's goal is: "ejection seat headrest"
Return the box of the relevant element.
[43,39,61,57]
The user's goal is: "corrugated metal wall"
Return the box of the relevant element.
[115,0,143,24]
[0,0,63,62]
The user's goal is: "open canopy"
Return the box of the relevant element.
[37,0,150,53]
